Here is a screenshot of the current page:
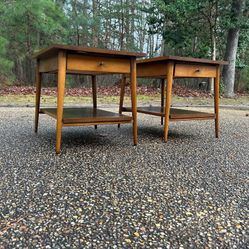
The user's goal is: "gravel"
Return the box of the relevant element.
[0,107,248,248]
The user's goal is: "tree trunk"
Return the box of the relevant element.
[92,0,99,47]
[208,35,216,94]
[222,29,240,97]
[222,0,245,97]
[120,0,125,50]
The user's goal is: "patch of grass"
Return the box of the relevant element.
[0,94,161,106]
[172,95,249,106]
[0,94,248,107]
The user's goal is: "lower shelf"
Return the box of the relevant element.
[40,107,132,125]
[122,106,215,120]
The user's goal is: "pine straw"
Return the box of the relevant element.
[0,85,214,98]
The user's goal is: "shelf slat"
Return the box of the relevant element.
[122,106,215,120]
[40,107,132,124]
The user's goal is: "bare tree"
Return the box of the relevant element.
[223,0,245,97]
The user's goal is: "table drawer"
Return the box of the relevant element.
[67,54,130,74]
[174,63,216,78]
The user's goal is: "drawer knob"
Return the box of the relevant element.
[195,69,201,73]
[99,61,104,66]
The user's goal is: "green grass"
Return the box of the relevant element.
[0,94,161,106]
[0,94,249,107]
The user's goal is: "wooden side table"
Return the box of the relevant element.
[120,56,227,141]
[33,44,145,153]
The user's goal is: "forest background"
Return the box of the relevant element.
[0,0,248,97]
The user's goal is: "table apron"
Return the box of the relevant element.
[39,56,58,73]
[136,62,218,78]
[137,61,166,77]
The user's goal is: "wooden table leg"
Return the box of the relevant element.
[118,75,126,128]
[35,60,41,133]
[214,65,220,138]
[92,75,97,129]
[161,78,165,125]
[163,62,174,142]
[56,51,66,154]
[130,58,138,145]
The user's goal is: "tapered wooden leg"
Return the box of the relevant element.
[92,75,97,129]
[118,75,126,128]
[56,51,67,154]
[214,65,220,138]
[35,61,41,133]
[161,78,165,125]
[130,58,138,145]
[163,62,174,142]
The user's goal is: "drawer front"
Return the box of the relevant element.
[174,64,216,78]
[67,54,130,74]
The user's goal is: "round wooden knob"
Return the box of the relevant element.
[195,69,201,73]
[99,61,104,66]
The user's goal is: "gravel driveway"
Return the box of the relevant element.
[0,107,248,248]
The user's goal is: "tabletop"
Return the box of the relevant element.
[137,56,227,65]
[33,44,146,59]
